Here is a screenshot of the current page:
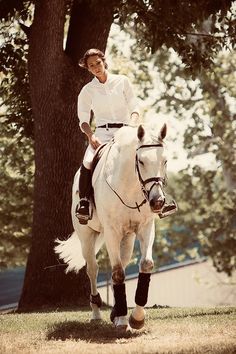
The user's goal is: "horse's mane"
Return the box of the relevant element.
[113,126,138,147]
[113,124,165,147]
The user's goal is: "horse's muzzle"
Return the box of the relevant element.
[149,196,165,213]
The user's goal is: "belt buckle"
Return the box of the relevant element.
[106,123,109,130]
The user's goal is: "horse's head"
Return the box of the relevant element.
[136,124,167,213]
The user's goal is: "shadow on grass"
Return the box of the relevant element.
[46,320,146,343]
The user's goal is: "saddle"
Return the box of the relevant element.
[91,143,107,175]
[88,143,108,208]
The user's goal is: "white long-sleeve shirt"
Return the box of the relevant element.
[77,73,139,131]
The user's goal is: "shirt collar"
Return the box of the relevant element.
[93,71,110,85]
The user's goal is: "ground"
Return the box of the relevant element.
[0,307,235,353]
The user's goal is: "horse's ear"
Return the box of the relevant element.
[159,123,167,140]
[137,125,145,141]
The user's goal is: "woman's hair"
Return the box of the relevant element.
[79,48,108,69]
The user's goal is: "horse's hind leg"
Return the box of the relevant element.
[80,226,103,320]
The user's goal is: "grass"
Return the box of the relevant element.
[0,307,235,354]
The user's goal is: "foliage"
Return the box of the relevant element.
[0,9,33,268]
[0,122,33,268]
[155,50,236,275]
[117,0,236,74]
[1,0,235,75]
[108,27,236,275]
[0,8,33,138]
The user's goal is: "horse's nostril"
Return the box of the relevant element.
[150,198,165,210]
[157,200,164,209]
[150,199,155,208]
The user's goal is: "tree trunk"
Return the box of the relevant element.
[18,0,114,311]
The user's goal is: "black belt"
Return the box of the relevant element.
[97,123,128,129]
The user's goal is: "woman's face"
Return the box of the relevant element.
[87,55,106,78]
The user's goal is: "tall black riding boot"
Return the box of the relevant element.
[75,165,92,225]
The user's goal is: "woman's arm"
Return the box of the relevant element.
[81,122,102,149]
[78,87,101,149]
[123,76,140,126]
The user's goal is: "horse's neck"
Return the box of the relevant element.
[110,145,141,197]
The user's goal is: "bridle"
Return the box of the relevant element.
[136,143,166,202]
[104,141,166,212]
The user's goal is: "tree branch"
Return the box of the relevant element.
[188,137,220,158]
[19,22,31,38]
[156,94,202,105]
[174,31,229,39]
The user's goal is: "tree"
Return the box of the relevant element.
[1,0,114,310]
[0,0,235,310]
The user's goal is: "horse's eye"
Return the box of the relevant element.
[138,159,144,166]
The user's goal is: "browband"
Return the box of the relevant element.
[136,143,163,150]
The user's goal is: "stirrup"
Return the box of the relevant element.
[75,199,91,225]
[159,200,178,219]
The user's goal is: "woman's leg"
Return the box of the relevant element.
[75,128,118,224]
[75,164,92,224]
[75,145,95,224]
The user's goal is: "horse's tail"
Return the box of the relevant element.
[54,231,86,273]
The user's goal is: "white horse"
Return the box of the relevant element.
[55,123,168,331]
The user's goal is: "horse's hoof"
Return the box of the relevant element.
[129,314,145,330]
[113,316,128,334]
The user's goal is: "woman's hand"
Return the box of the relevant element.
[89,134,102,150]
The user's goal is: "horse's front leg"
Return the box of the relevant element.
[104,227,128,331]
[129,220,155,329]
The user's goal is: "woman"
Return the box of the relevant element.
[76,48,176,224]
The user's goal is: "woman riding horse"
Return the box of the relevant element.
[76,48,176,223]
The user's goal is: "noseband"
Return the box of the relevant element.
[136,144,166,201]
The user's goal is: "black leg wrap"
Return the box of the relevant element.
[110,283,127,321]
[90,293,102,308]
[135,272,151,307]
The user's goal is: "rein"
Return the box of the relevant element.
[136,144,166,201]
[103,141,165,212]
